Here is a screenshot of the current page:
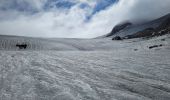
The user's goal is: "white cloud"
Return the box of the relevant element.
[0,0,170,38]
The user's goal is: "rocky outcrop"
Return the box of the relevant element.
[112,36,122,40]
[148,44,163,49]
[123,14,170,39]
[106,22,132,37]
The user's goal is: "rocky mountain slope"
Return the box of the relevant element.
[104,13,170,39]
[106,22,132,37]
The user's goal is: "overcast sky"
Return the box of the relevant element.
[0,0,170,38]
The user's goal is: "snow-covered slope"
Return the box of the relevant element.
[0,34,170,100]
[0,35,137,51]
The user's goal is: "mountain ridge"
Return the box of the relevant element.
[103,13,170,39]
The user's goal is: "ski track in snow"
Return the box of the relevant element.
[0,35,170,100]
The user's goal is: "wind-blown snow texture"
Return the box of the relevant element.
[0,35,170,100]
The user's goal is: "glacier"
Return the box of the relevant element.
[0,34,170,100]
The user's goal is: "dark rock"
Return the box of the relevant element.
[133,27,155,38]
[11,55,15,57]
[149,44,163,49]
[16,43,27,49]
[112,36,122,40]
[161,39,166,41]
[134,49,138,51]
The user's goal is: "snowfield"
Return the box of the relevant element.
[0,35,170,100]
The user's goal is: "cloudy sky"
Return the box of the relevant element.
[0,0,170,38]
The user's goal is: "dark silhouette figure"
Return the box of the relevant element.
[16,44,27,49]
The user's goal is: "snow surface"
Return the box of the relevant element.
[0,35,170,100]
